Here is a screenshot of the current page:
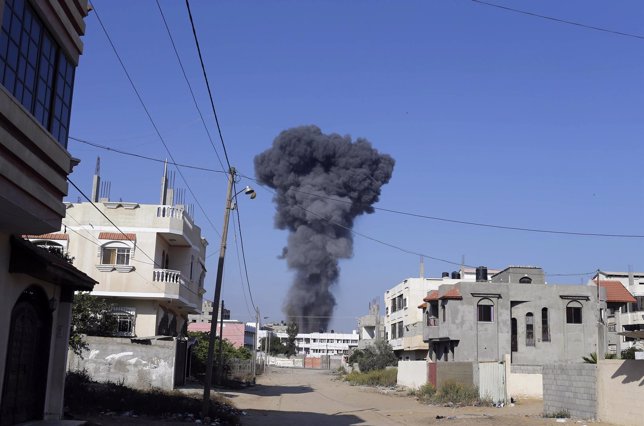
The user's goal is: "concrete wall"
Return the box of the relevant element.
[397,360,428,389]
[436,362,474,388]
[543,363,597,419]
[597,360,644,426]
[68,336,177,390]
[507,363,543,399]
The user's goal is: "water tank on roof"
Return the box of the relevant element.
[451,271,461,279]
[442,272,449,278]
[476,266,488,282]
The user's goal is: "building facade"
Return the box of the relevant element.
[422,266,603,365]
[275,331,359,357]
[0,0,94,422]
[29,166,208,338]
[188,299,230,324]
[188,320,256,351]
[589,271,644,352]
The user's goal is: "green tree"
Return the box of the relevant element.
[188,331,252,378]
[261,334,286,355]
[70,292,117,357]
[358,340,397,372]
[286,321,298,358]
[621,346,642,359]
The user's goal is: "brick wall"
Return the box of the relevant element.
[543,363,596,419]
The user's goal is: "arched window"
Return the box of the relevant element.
[519,276,532,284]
[98,241,134,272]
[541,308,550,341]
[566,301,583,324]
[526,313,535,346]
[477,298,494,322]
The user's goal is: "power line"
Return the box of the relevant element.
[91,2,222,239]
[184,0,232,170]
[471,0,644,41]
[154,0,227,172]
[231,208,253,319]
[233,181,257,310]
[70,137,644,240]
[69,136,226,174]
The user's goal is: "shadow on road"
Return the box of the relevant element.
[241,408,362,426]
[224,383,314,399]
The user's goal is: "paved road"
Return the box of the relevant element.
[225,367,569,426]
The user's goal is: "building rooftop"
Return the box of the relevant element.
[439,287,463,300]
[596,280,636,303]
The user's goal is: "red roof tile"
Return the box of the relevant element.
[23,233,68,240]
[596,280,636,304]
[418,302,427,309]
[98,232,136,241]
[424,290,439,302]
[440,288,463,300]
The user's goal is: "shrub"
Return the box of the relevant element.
[344,368,397,387]
[415,383,436,402]
[621,346,642,359]
[357,340,397,372]
[432,381,480,405]
[544,410,570,419]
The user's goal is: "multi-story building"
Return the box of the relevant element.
[188,299,230,324]
[29,165,208,337]
[275,331,359,357]
[0,1,93,422]
[421,266,617,365]
[357,301,385,350]
[589,271,644,352]
[384,268,495,360]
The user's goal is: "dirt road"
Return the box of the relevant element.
[227,367,603,426]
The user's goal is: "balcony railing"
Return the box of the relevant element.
[153,268,188,286]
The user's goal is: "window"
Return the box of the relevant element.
[102,245,130,265]
[519,276,532,284]
[526,313,535,346]
[541,308,550,342]
[477,299,494,322]
[391,324,397,339]
[397,321,404,339]
[391,298,397,313]
[442,304,446,322]
[111,307,135,337]
[0,0,76,146]
[566,302,583,324]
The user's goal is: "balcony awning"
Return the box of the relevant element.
[618,330,644,339]
[10,236,97,291]
[98,232,136,241]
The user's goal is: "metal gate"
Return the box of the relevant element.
[1,288,52,425]
[478,362,506,403]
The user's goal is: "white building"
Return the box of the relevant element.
[589,271,644,352]
[276,331,359,357]
[29,164,208,338]
[384,267,499,360]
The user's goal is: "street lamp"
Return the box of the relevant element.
[202,167,255,418]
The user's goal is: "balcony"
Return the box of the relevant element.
[620,311,644,326]
[152,268,200,311]
[153,268,187,286]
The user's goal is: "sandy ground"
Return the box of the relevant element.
[226,367,611,426]
[80,367,616,425]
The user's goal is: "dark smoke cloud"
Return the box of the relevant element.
[254,125,394,332]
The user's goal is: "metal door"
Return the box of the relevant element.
[478,362,506,403]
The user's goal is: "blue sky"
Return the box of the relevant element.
[67,0,644,331]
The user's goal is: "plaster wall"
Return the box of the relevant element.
[67,336,177,390]
[596,360,644,426]
[397,360,428,389]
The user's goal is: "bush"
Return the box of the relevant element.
[432,381,480,405]
[344,368,397,387]
[544,410,570,419]
[621,346,642,359]
[415,383,436,402]
[357,340,397,372]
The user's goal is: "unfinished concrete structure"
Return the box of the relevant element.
[422,266,602,364]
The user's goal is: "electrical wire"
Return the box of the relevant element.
[154,0,227,173]
[91,2,222,238]
[69,137,644,240]
[471,0,644,41]
[184,0,232,170]
[232,181,258,310]
[230,207,253,318]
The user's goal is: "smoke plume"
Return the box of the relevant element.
[254,125,394,332]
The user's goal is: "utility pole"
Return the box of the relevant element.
[216,300,225,385]
[252,307,259,379]
[201,168,235,419]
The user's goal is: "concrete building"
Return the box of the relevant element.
[357,301,385,349]
[384,267,501,360]
[0,1,94,422]
[589,271,644,352]
[422,266,604,365]
[188,320,256,351]
[275,331,359,357]
[188,299,230,324]
[29,164,208,338]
